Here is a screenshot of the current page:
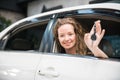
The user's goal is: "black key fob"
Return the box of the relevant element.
[91,24,96,41]
[91,33,96,40]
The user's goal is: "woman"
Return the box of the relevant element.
[53,17,108,58]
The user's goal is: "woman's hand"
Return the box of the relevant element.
[84,20,105,49]
[84,20,108,58]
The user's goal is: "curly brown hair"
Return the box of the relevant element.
[53,17,87,55]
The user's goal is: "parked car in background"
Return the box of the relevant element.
[0,3,120,80]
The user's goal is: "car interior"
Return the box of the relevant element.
[52,16,120,59]
[75,17,120,59]
[4,22,47,51]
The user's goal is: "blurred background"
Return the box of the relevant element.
[0,0,120,31]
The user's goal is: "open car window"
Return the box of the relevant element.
[75,17,120,59]
[52,8,120,59]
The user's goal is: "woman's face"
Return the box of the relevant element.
[58,24,76,50]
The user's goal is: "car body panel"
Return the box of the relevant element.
[35,53,120,80]
[0,51,42,80]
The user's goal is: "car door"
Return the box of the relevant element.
[35,53,120,80]
[0,15,51,80]
[35,6,120,80]
[0,51,42,80]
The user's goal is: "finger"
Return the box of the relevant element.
[96,29,105,41]
[84,33,88,40]
[84,33,90,41]
[95,20,101,35]
[100,29,105,39]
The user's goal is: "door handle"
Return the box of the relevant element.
[38,67,59,77]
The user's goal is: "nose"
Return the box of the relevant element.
[64,35,69,41]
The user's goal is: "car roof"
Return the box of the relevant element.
[0,3,120,39]
[28,3,120,19]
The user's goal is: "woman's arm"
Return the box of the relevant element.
[84,20,108,58]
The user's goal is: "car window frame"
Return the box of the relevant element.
[50,8,120,60]
[0,16,51,51]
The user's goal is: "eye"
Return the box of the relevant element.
[59,34,64,38]
[69,33,73,35]
[68,33,74,36]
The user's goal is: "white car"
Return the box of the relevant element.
[0,3,120,80]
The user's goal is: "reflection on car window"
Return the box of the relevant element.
[4,22,48,51]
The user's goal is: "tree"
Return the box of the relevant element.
[0,16,11,31]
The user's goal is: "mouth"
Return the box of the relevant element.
[64,42,71,46]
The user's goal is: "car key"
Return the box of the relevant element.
[91,24,96,41]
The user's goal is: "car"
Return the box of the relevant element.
[0,3,120,80]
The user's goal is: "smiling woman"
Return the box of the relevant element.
[57,23,77,54]
[53,17,108,58]
[53,17,87,54]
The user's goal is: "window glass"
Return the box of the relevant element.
[4,21,48,51]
